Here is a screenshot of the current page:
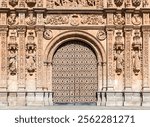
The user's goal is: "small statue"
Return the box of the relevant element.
[133,50,141,75]
[8,50,17,75]
[114,50,124,75]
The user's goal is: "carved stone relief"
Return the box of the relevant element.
[114,0,124,7]
[114,13,125,25]
[9,0,18,7]
[132,14,141,25]
[26,13,36,26]
[26,0,36,7]
[132,0,141,7]
[114,31,124,75]
[143,0,149,7]
[8,13,18,25]
[26,31,36,76]
[132,31,142,75]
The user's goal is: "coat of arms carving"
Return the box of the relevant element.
[114,0,123,7]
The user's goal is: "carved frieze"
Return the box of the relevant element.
[114,13,125,25]
[132,14,141,25]
[44,14,104,26]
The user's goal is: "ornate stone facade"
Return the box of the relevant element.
[0,0,150,107]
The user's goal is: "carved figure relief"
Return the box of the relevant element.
[132,0,141,7]
[9,0,18,7]
[114,0,123,7]
[114,13,125,25]
[97,30,106,41]
[107,0,113,7]
[26,13,36,26]
[26,32,36,76]
[8,13,18,25]
[132,14,141,25]
[37,0,43,7]
[44,29,53,40]
[114,31,124,75]
[132,31,142,75]
[1,0,7,7]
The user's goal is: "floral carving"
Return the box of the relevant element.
[26,13,36,26]
[132,14,141,25]
[81,15,104,25]
[132,31,142,75]
[9,0,18,7]
[143,0,149,7]
[8,14,18,25]
[114,0,123,7]
[132,0,141,7]
[44,15,69,25]
[44,29,53,40]
[114,13,125,25]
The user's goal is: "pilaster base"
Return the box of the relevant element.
[142,92,150,106]
[106,92,115,106]
[17,93,26,106]
[34,93,44,106]
[0,93,8,106]
[115,92,123,106]
[96,92,101,106]
[26,93,35,106]
[8,93,17,106]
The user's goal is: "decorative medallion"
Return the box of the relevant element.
[44,29,53,40]
[9,0,18,7]
[114,0,123,7]
[114,13,125,25]
[132,0,141,7]
[97,30,106,41]
[132,14,141,25]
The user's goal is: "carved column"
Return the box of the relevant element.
[0,27,8,90]
[124,27,133,106]
[106,27,115,106]
[17,27,26,90]
[36,27,44,90]
[142,26,150,106]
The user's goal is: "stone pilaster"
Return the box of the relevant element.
[0,27,8,90]
[106,27,115,106]
[124,27,133,106]
[36,27,44,90]
[142,26,150,106]
[17,27,26,90]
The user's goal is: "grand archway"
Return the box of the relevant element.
[52,40,98,105]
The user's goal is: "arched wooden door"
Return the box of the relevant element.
[52,40,98,105]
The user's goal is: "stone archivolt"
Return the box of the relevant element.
[0,0,150,107]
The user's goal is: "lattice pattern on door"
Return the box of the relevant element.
[52,40,98,104]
